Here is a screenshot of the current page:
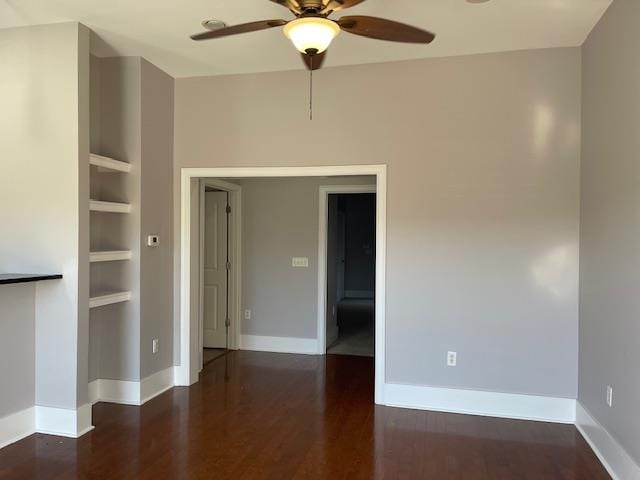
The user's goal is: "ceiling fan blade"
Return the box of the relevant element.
[301,50,327,70]
[269,0,302,14]
[191,20,288,41]
[321,0,367,14]
[337,16,435,43]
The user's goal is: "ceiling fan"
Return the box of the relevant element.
[190,0,436,71]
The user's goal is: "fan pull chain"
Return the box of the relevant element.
[309,55,314,120]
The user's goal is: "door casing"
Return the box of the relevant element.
[179,166,387,405]
[198,179,242,372]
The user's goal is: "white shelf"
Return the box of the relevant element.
[90,153,131,173]
[90,250,132,263]
[89,291,131,309]
[90,200,131,213]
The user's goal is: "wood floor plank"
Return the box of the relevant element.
[0,351,611,479]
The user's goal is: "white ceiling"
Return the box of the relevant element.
[0,0,611,78]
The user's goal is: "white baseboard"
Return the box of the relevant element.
[35,403,94,438]
[384,383,576,424]
[89,378,141,405]
[88,366,176,406]
[576,402,640,480]
[240,335,319,355]
[0,407,35,449]
[0,403,93,449]
[141,367,175,404]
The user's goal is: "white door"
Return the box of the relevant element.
[203,191,228,348]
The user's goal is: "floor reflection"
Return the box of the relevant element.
[0,351,608,479]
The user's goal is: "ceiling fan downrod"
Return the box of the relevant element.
[307,48,318,120]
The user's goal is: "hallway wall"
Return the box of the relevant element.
[342,194,376,298]
[230,177,374,340]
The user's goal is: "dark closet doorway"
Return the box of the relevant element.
[326,193,376,357]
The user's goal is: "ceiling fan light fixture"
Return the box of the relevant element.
[283,17,340,54]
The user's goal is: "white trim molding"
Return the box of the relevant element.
[35,403,94,438]
[88,367,176,406]
[0,403,94,448]
[141,367,176,404]
[384,383,577,424]
[240,335,319,355]
[576,402,640,480]
[179,165,387,404]
[0,407,35,449]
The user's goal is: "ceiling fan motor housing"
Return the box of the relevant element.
[300,0,325,12]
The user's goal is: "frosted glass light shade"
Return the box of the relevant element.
[283,17,340,54]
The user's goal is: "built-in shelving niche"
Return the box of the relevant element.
[89,153,132,310]
[89,290,132,309]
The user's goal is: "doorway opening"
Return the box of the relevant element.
[198,179,241,372]
[180,166,386,404]
[325,191,376,357]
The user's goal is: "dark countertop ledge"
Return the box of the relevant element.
[0,274,63,285]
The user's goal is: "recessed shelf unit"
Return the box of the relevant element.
[89,151,133,315]
[89,250,132,263]
[89,199,131,213]
[90,153,132,173]
[89,291,132,309]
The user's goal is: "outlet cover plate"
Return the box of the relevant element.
[292,257,309,268]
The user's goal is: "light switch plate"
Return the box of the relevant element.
[292,257,309,267]
[147,235,160,247]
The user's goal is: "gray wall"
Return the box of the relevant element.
[140,59,175,378]
[175,47,581,398]
[342,194,376,296]
[0,285,35,418]
[579,0,640,465]
[89,55,175,382]
[234,177,374,339]
[0,22,90,409]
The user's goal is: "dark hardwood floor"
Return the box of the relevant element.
[0,352,609,479]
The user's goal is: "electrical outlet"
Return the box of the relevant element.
[147,235,160,247]
[447,351,457,367]
[606,385,613,407]
[244,309,251,320]
[152,338,159,354]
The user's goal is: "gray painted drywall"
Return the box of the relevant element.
[174,48,581,398]
[0,22,90,409]
[0,284,36,418]
[77,23,91,408]
[140,59,175,378]
[89,56,175,382]
[579,0,640,465]
[234,177,374,339]
[342,194,376,295]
